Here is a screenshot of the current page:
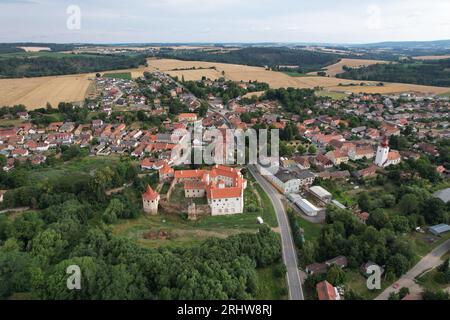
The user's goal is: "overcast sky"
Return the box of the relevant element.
[0,0,449,44]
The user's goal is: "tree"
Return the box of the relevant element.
[399,194,420,215]
[102,199,124,224]
[422,290,450,300]
[386,254,410,277]
[326,264,346,286]
[367,209,389,230]
[308,145,317,155]
[297,145,307,155]
[30,229,68,266]
[421,198,448,225]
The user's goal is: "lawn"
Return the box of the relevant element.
[27,156,122,185]
[292,214,323,242]
[103,72,132,80]
[438,91,450,98]
[408,232,450,259]
[315,90,349,100]
[282,71,312,77]
[345,270,392,300]
[255,265,288,300]
[416,269,449,292]
[114,213,262,249]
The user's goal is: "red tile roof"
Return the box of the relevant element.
[142,185,159,201]
[316,281,339,301]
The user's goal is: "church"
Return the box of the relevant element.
[374,137,401,168]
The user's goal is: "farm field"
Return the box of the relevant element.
[103,72,132,80]
[146,58,449,95]
[17,46,51,52]
[1,57,449,110]
[312,58,390,76]
[413,55,450,60]
[0,73,94,109]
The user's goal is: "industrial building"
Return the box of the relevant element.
[287,193,321,217]
[309,186,333,204]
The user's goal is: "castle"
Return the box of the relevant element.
[374,137,401,168]
[142,185,160,215]
[174,165,247,216]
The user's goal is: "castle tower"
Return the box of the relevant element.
[374,137,390,167]
[142,185,160,215]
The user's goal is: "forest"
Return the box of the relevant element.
[157,47,340,73]
[336,59,450,87]
[0,153,282,300]
[0,53,147,78]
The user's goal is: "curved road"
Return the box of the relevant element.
[248,165,304,300]
[375,239,450,300]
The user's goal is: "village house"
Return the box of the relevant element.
[326,150,349,166]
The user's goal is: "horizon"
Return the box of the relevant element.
[1,0,449,43]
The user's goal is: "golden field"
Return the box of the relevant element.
[0,58,449,110]
[147,58,450,95]
[18,46,51,52]
[0,74,94,109]
[314,58,389,76]
[412,55,450,60]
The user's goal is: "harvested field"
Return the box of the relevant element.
[2,58,448,110]
[311,58,389,76]
[147,59,449,95]
[18,46,51,52]
[413,55,450,60]
[0,73,94,109]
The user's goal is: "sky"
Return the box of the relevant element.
[0,0,449,44]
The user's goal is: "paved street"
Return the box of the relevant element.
[375,239,450,300]
[249,165,304,300]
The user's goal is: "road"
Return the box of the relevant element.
[248,165,305,300]
[375,239,450,300]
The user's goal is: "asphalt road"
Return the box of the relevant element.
[375,239,450,300]
[248,165,305,300]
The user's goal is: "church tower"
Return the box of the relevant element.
[374,137,390,167]
[142,185,160,215]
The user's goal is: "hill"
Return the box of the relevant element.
[157,47,341,73]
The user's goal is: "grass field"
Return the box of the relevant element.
[103,72,132,80]
[282,71,312,77]
[255,265,288,300]
[438,91,450,98]
[416,269,450,292]
[315,90,349,100]
[27,156,121,185]
[345,270,391,300]
[315,58,390,76]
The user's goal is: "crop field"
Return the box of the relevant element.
[1,57,448,110]
[103,72,132,80]
[147,58,450,95]
[0,73,94,109]
[314,58,390,76]
[413,55,450,60]
[17,46,51,52]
